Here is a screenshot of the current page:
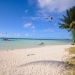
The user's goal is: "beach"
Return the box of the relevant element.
[0,0,75,74]
[0,45,72,75]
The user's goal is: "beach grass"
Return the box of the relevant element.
[65,47,75,75]
[69,47,75,54]
[66,47,75,64]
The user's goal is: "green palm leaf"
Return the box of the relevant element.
[58,6,75,44]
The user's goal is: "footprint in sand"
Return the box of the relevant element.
[27,54,35,56]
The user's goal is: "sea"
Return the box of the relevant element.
[0,38,72,50]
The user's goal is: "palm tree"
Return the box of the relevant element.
[59,6,75,44]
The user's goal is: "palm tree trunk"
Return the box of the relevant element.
[72,29,75,44]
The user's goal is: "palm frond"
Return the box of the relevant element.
[58,6,75,43]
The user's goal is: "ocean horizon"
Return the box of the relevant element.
[0,38,72,50]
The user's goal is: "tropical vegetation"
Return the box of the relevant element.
[65,47,75,75]
[59,6,75,44]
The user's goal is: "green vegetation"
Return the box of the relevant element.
[65,47,75,75]
[66,47,75,65]
[69,47,75,54]
[59,6,75,44]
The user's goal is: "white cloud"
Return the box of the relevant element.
[13,34,20,37]
[23,10,48,21]
[31,16,41,20]
[44,28,54,32]
[36,10,48,17]
[0,34,3,37]
[25,33,29,37]
[24,23,32,28]
[38,0,75,12]
[24,23,35,29]
[23,10,48,20]
[23,16,41,20]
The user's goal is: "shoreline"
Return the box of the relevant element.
[0,44,71,51]
[0,45,73,75]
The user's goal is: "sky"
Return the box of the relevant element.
[0,0,75,39]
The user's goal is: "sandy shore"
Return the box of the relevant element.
[0,45,72,75]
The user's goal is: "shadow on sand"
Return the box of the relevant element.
[18,60,67,67]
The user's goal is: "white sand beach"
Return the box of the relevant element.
[0,45,72,75]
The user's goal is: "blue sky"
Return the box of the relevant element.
[0,0,75,39]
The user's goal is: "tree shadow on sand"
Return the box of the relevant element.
[18,60,67,67]
[17,60,68,75]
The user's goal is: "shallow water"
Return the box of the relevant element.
[0,38,72,50]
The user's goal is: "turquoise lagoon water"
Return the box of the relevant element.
[0,38,72,50]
